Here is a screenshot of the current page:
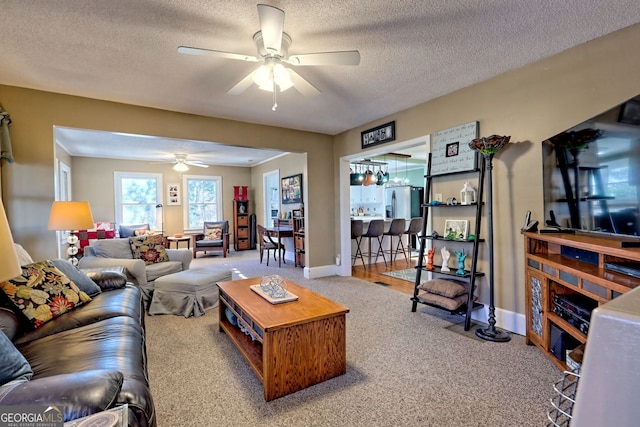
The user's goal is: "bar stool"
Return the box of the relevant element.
[361,219,387,267]
[351,220,366,267]
[403,217,423,259]
[383,218,407,263]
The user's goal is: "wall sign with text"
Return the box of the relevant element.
[430,121,479,175]
[361,121,395,149]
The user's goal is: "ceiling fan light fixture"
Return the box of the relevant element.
[252,64,271,87]
[173,162,189,172]
[252,62,293,93]
[273,64,293,91]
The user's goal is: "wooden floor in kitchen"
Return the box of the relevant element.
[351,253,421,296]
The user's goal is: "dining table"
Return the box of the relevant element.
[264,225,293,267]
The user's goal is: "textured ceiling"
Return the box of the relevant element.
[2,1,640,165]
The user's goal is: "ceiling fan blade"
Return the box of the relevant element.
[287,51,360,66]
[186,161,209,168]
[289,69,320,98]
[257,4,284,55]
[177,46,259,62]
[227,70,257,95]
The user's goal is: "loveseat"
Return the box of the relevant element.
[0,248,155,426]
[78,237,192,303]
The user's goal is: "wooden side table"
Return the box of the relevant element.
[166,236,191,249]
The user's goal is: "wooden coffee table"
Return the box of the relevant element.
[217,277,349,401]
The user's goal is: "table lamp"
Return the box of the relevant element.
[48,201,95,266]
[0,199,22,281]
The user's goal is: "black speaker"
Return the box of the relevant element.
[549,324,580,362]
[249,214,256,250]
[560,245,599,265]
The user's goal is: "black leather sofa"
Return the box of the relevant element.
[0,270,155,427]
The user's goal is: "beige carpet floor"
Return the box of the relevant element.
[144,249,560,426]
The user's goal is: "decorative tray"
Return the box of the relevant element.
[250,284,298,304]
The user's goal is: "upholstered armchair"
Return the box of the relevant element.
[118,223,150,238]
[193,221,230,258]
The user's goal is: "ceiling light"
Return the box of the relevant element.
[173,162,189,172]
[252,60,293,93]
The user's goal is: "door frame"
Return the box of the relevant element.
[337,134,430,276]
[263,169,279,228]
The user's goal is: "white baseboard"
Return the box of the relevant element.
[306,264,337,279]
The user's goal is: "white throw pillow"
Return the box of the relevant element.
[13,243,34,266]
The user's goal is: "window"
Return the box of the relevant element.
[115,172,162,229]
[183,175,222,230]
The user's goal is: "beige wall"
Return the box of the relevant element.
[69,156,252,237]
[250,153,307,226]
[0,87,333,264]
[334,23,640,315]
[2,22,640,317]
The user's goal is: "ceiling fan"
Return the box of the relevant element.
[164,154,209,172]
[178,4,360,110]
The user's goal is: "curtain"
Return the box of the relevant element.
[0,106,14,163]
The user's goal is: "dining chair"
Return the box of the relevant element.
[257,224,285,266]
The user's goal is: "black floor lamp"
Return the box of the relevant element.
[469,135,512,343]
[156,203,164,236]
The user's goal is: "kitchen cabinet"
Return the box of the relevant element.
[350,185,384,204]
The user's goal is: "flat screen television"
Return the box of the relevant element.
[542,95,640,237]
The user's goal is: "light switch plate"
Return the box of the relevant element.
[434,193,443,202]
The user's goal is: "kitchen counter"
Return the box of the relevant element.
[350,217,410,267]
[350,216,386,221]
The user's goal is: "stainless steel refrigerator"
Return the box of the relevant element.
[385,186,424,219]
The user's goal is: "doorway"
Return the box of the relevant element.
[337,134,430,278]
[263,170,279,228]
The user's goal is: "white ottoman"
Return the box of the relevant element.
[148,268,232,317]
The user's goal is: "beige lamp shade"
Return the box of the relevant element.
[48,201,95,231]
[0,198,22,282]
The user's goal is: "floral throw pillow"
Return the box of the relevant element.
[204,227,223,241]
[129,235,169,265]
[0,261,92,329]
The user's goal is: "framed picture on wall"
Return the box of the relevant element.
[281,174,303,204]
[444,219,470,240]
[167,183,181,206]
[431,121,479,175]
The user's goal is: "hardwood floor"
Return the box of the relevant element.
[351,253,420,296]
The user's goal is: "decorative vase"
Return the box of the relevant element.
[260,275,288,299]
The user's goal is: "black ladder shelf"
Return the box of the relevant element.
[411,152,485,331]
